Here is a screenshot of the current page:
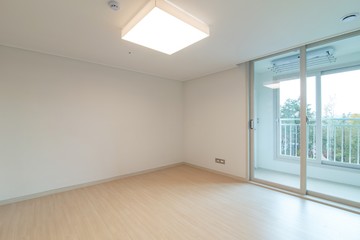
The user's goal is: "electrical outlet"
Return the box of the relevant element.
[215,158,225,164]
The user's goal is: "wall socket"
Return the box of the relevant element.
[215,158,225,164]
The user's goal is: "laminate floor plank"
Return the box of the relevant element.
[0,165,359,240]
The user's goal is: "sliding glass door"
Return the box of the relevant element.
[306,34,360,206]
[251,49,301,191]
[250,31,360,207]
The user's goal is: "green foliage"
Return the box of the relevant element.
[280,98,360,164]
[280,98,314,119]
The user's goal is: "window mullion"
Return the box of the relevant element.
[300,46,307,195]
[315,73,322,163]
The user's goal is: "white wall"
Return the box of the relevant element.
[0,46,183,201]
[184,65,249,178]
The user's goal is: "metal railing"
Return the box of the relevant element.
[279,118,360,165]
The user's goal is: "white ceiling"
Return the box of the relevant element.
[0,0,359,81]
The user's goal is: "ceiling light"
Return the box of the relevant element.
[341,13,359,23]
[121,0,209,55]
[263,81,281,89]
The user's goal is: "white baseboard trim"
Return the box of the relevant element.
[183,162,248,182]
[0,162,183,206]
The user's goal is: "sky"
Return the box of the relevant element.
[279,69,360,118]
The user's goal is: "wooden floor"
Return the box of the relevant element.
[0,165,359,240]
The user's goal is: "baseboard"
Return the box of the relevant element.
[183,162,248,182]
[0,162,183,206]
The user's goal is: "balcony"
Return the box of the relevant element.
[253,118,360,204]
[280,118,360,167]
[253,34,360,207]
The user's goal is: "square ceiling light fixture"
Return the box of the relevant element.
[121,0,209,55]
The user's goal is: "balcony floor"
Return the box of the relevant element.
[254,168,360,204]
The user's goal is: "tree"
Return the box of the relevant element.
[281,97,360,165]
[323,112,360,164]
[280,98,315,158]
[280,98,314,119]
[280,99,300,118]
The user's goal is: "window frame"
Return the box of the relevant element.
[274,65,360,170]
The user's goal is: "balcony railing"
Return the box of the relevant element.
[279,118,360,166]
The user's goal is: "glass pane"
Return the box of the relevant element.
[279,79,300,158]
[307,76,316,160]
[306,34,360,204]
[253,50,301,189]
